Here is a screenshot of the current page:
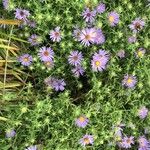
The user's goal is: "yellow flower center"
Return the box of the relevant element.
[85,34,91,40]
[137,51,143,57]
[23,57,29,62]
[84,138,90,144]
[95,61,101,66]
[109,16,114,22]
[79,116,85,122]
[127,78,133,84]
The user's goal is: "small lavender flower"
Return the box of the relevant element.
[25,145,37,150]
[138,106,148,119]
[44,77,57,88]
[128,36,137,43]
[96,3,106,14]
[108,11,119,26]
[79,134,94,147]
[117,50,125,58]
[79,28,97,46]
[38,47,54,62]
[94,28,105,44]
[6,129,16,138]
[91,56,108,72]
[135,48,146,58]
[129,18,145,33]
[15,8,30,21]
[2,0,9,10]
[122,74,137,88]
[82,8,96,23]
[121,136,134,149]
[28,34,40,46]
[138,136,150,150]
[53,79,66,91]
[49,27,62,42]
[75,115,89,128]
[72,65,85,77]
[68,51,83,66]
[18,54,33,66]
[93,49,109,60]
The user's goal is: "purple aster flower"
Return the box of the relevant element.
[68,51,83,66]
[72,65,85,77]
[122,74,137,88]
[38,47,54,62]
[91,56,108,72]
[135,48,146,58]
[138,136,150,150]
[114,128,123,141]
[2,0,9,10]
[6,129,16,138]
[73,28,81,41]
[28,34,40,46]
[117,50,125,58]
[15,8,30,22]
[79,134,94,147]
[108,11,120,26]
[79,28,97,46]
[49,27,62,42]
[44,60,54,68]
[53,79,66,91]
[18,54,33,66]
[25,145,37,150]
[75,115,89,128]
[94,28,105,44]
[138,106,148,119]
[129,18,145,33]
[82,8,96,23]
[96,3,106,14]
[128,36,137,43]
[121,136,134,149]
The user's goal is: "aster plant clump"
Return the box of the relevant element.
[0,0,150,150]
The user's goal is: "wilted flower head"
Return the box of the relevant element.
[2,0,9,10]
[117,50,125,58]
[121,136,134,149]
[49,27,62,42]
[73,28,81,41]
[68,50,83,66]
[38,47,54,62]
[128,36,137,43]
[82,7,96,23]
[108,11,119,26]
[28,34,40,46]
[135,48,146,58]
[75,115,89,128]
[72,65,85,77]
[122,74,137,88]
[129,18,145,33]
[44,77,66,91]
[138,136,150,150]
[18,54,33,66]
[79,134,94,147]
[6,129,16,138]
[25,145,37,150]
[27,20,36,28]
[44,60,54,68]
[15,8,30,21]
[96,3,106,14]
[138,106,148,119]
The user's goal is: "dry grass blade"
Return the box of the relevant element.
[0,19,23,25]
